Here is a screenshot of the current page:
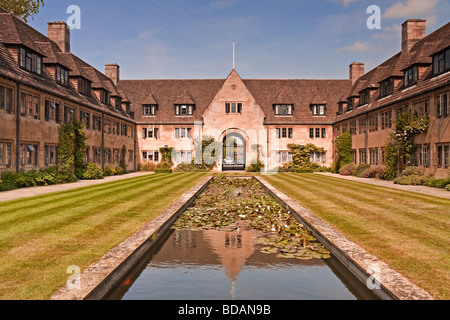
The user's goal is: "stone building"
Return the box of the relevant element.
[0,7,449,177]
[0,8,136,173]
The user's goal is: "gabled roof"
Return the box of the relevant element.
[0,10,133,122]
[336,21,450,122]
[142,93,158,105]
[174,90,195,105]
[273,90,294,105]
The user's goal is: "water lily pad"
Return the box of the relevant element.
[276,253,296,259]
[260,247,278,254]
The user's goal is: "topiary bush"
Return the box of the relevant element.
[339,163,356,176]
[355,163,371,178]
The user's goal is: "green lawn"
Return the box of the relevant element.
[262,173,450,300]
[0,172,206,300]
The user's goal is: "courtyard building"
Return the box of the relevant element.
[0,7,449,176]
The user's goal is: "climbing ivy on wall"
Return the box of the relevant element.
[335,131,352,172]
[381,111,429,180]
[58,121,87,182]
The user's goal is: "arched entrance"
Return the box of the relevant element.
[222,132,246,171]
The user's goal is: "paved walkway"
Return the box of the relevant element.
[315,172,450,200]
[0,172,154,202]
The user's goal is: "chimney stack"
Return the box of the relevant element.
[402,19,426,53]
[349,62,365,85]
[47,21,70,53]
[105,63,120,85]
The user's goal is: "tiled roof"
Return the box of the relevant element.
[243,79,352,124]
[117,79,225,124]
[336,21,450,122]
[0,10,133,122]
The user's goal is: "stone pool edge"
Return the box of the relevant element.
[255,175,434,301]
[51,176,213,300]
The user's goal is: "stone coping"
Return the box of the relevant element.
[51,176,213,300]
[255,176,434,300]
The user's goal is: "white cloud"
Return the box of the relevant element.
[329,0,359,7]
[336,41,376,53]
[383,0,441,26]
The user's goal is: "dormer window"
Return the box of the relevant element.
[380,78,394,98]
[19,47,42,75]
[115,97,122,110]
[359,90,370,106]
[311,104,325,116]
[337,102,346,115]
[78,78,91,96]
[274,104,293,116]
[433,47,450,76]
[347,97,355,111]
[404,65,418,87]
[175,104,194,116]
[143,104,158,116]
[100,89,110,105]
[56,65,69,86]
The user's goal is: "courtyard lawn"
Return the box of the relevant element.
[0,172,206,300]
[262,173,450,300]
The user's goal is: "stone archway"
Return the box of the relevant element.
[222,132,246,171]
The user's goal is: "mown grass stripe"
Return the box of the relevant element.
[0,173,189,227]
[263,173,450,300]
[275,174,450,237]
[0,174,199,246]
[0,173,206,300]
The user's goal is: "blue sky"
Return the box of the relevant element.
[29,0,450,80]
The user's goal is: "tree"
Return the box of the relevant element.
[0,0,45,22]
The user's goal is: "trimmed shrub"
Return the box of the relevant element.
[174,163,208,172]
[355,163,371,178]
[246,160,265,173]
[339,163,356,176]
[401,166,425,177]
[139,162,156,172]
[445,184,450,191]
[424,178,450,189]
[295,168,314,173]
[394,175,429,185]
[82,163,104,180]
[0,181,17,191]
[103,166,116,177]
[364,165,385,179]
[155,168,172,173]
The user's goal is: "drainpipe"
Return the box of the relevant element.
[15,81,20,173]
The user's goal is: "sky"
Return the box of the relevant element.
[28,0,450,80]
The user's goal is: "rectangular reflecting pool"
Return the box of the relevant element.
[104,177,380,300]
[105,229,379,300]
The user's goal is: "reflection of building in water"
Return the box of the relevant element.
[202,230,256,282]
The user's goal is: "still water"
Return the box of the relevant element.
[105,229,379,300]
